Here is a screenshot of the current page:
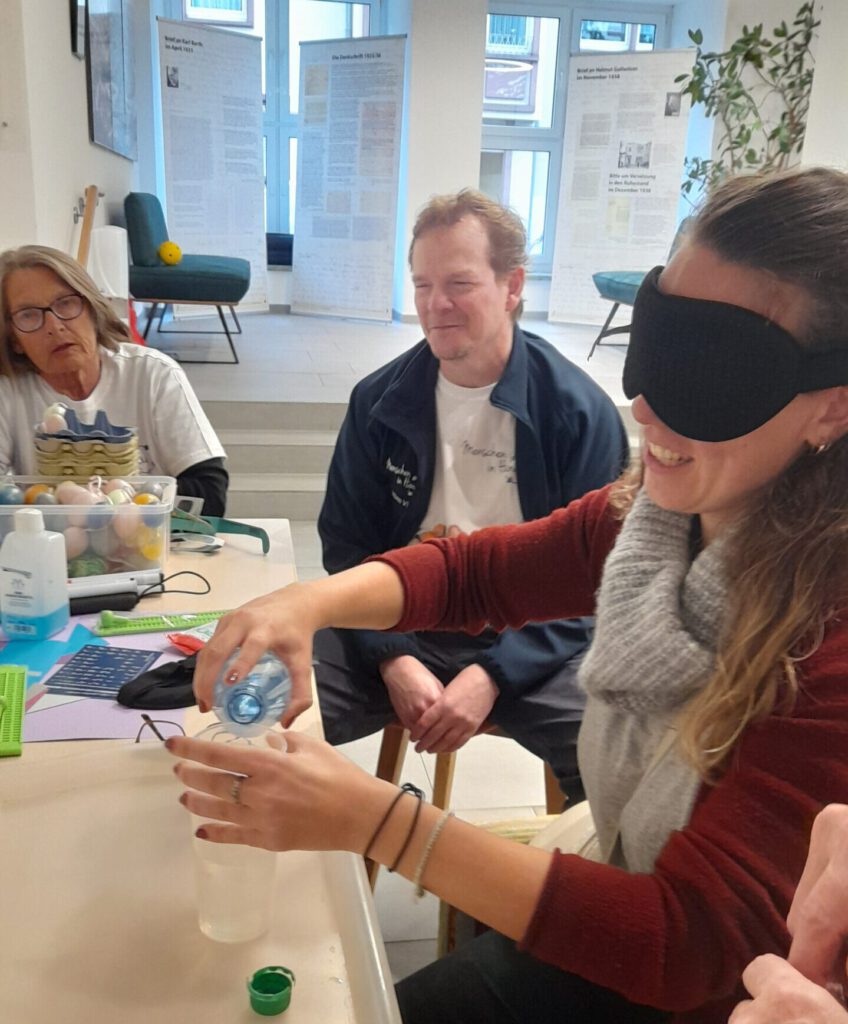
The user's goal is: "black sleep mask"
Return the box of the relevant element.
[622,266,848,442]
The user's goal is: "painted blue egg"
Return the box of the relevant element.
[0,484,24,505]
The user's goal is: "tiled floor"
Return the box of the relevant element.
[160,308,629,982]
[151,307,629,412]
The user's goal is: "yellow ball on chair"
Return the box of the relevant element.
[158,240,182,265]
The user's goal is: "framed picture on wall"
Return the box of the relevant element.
[70,0,86,60]
[86,0,137,160]
[182,0,254,28]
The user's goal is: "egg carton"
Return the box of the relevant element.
[34,437,138,456]
[34,433,139,478]
[35,409,135,444]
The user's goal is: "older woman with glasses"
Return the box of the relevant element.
[0,245,228,514]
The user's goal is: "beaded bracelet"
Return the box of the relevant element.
[413,809,453,898]
[363,782,424,863]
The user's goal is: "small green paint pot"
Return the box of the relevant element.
[247,965,296,1016]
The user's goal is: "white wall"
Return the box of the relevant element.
[2,0,136,252]
[802,0,848,169]
[390,0,487,319]
[0,0,37,247]
[669,0,727,217]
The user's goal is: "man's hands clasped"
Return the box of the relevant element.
[380,655,498,754]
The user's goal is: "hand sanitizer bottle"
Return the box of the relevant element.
[0,507,70,640]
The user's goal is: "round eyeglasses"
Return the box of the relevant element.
[10,293,85,333]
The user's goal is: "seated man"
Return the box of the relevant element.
[314,189,628,804]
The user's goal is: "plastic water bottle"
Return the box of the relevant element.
[0,507,70,640]
[211,650,291,737]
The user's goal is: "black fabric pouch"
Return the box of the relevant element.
[117,654,198,709]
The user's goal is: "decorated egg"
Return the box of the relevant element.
[132,493,159,506]
[55,481,87,504]
[41,413,68,433]
[136,481,164,500]
[90,528,119,558]
[23,484,51,504]
[68,556,107,578]
[33,491,57,506]
[44,402,68,419]
[106,489,132,506]
[63,526,90,560]
[139,535,163,561]
[113,504,141,541]
[103,478,135,498]
[0,483,24,505]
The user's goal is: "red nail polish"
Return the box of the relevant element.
[179,792,187,805]
[196,827,208,839]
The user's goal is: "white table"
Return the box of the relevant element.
[0,520,400,1023]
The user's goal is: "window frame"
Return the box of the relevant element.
[263,0,381,235]
[570,5,670,54]
[483,2,572,275]
[482,2,672,276]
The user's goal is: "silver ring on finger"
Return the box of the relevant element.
[231,774,246,805]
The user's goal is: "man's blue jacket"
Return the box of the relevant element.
[317,326,629,697]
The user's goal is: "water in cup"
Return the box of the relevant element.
[192,823,277,942]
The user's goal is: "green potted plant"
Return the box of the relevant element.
[675,1,819,199]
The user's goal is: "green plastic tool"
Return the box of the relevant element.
[0,665,27,757]
[93,610,228,637]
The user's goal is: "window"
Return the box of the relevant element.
[480,7,568,272]
[263,0,378,234]
[571,7,668,54]
[481,5,670,274]
[577,19,657,52]
[183,0,254,28]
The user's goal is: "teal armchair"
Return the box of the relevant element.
[124,192,251,364]
[587,218,691,361]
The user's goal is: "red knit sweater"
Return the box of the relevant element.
[374,485,848,1023]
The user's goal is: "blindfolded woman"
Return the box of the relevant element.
[170,167,848,1024]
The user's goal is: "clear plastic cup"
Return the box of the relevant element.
[189,723,279,943]
[191,819,277,942]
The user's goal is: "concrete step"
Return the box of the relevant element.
[203,400,348,433]
[227,472,327,519]
[219,428,338,473]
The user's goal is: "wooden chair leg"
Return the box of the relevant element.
[366,724,410,889]
[374,723,409,786]
[544,761,566,815]
[432,751,457,810]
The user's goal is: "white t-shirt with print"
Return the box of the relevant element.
[418,372,523,540]
[0,343,225,478]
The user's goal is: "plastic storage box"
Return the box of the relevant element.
[0,476,175,579]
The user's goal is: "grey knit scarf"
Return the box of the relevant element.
[576,489,730,871]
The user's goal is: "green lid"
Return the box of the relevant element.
[247,966,295,1016]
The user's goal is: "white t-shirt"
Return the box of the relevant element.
[417,373,522,540]
[0,344,225,478]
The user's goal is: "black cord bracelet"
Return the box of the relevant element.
[363,782,425,863]
[388,787,425,873]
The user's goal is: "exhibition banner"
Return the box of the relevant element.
[291,35,406,321]
[549,49,692,324]
[158,19,267,311]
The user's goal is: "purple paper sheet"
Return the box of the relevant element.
[2,613,188,742]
